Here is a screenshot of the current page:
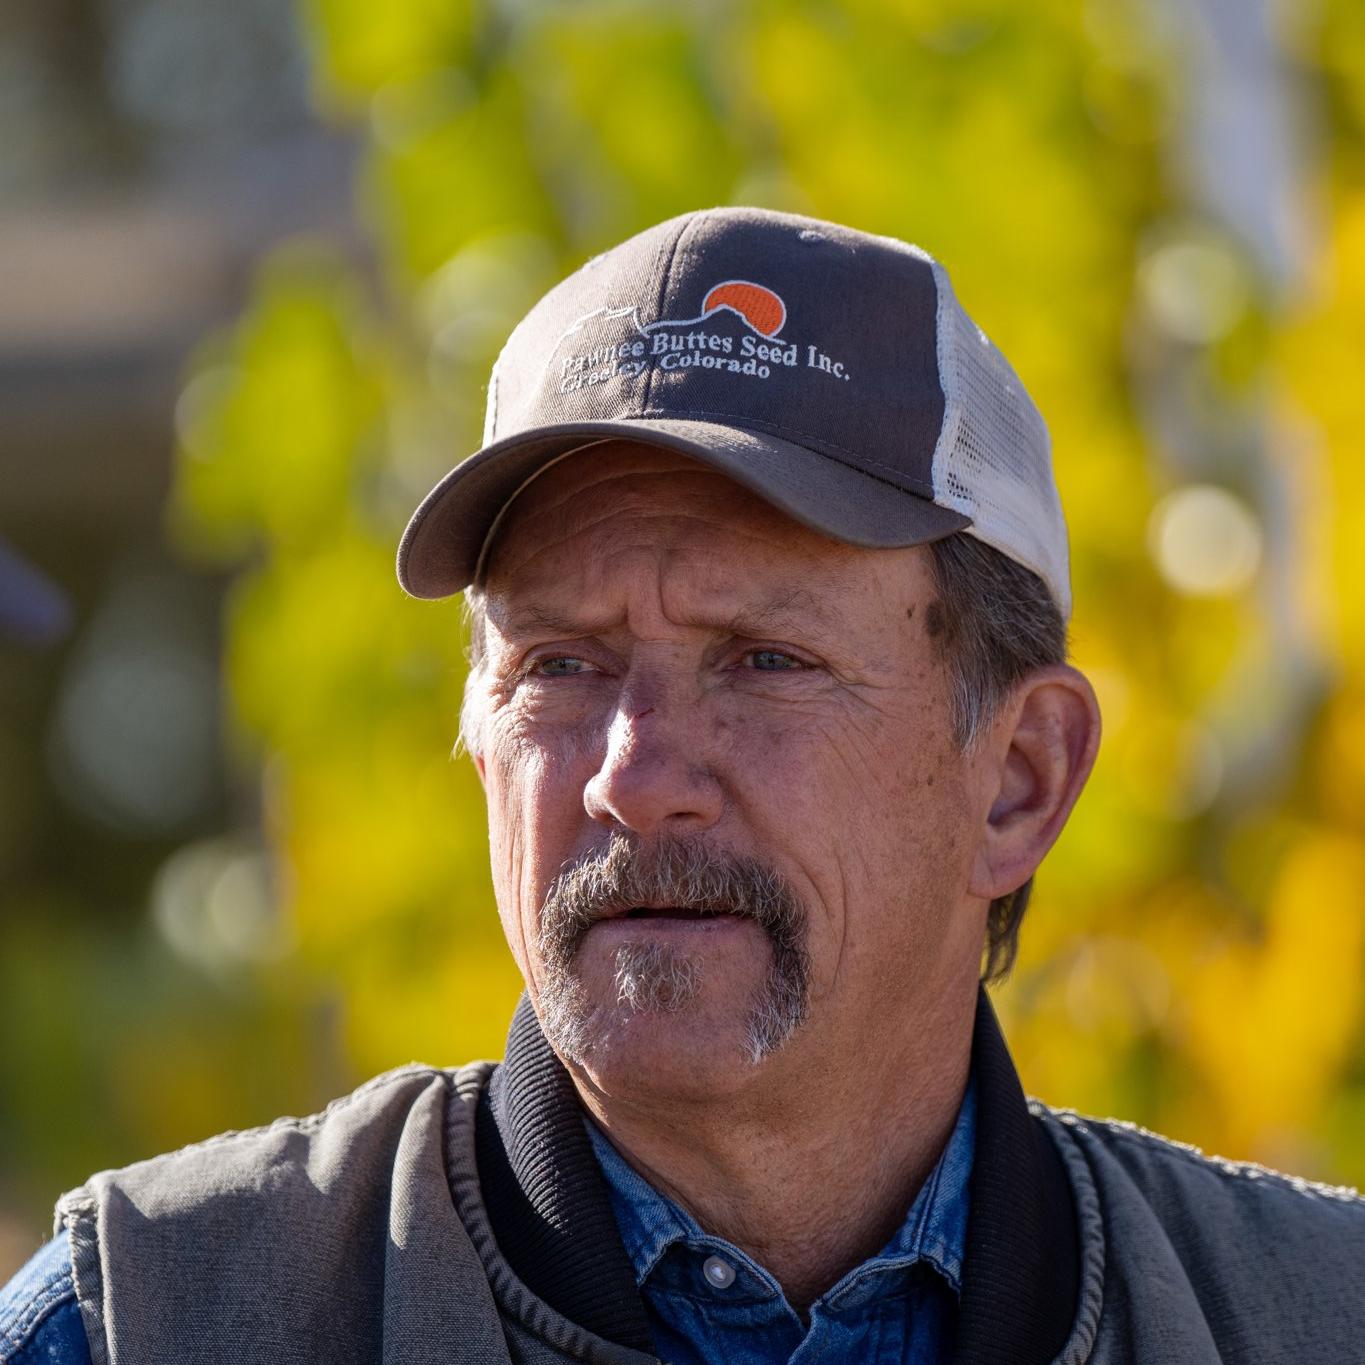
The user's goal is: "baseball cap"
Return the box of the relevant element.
[397,206,1071,618]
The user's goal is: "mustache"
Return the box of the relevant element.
[538,833,810,967]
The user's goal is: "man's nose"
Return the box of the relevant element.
[582,684,723,837]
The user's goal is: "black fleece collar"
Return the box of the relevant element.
[475,986,1078,1364]
[956,986,1079,1364]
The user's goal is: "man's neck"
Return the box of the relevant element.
[574,987,977,1311]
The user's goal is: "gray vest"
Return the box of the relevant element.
[57,991,1365,1364]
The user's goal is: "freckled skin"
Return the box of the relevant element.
[472,444,994,1103]
[467,441,1101,1308]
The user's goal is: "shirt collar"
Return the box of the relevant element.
[586,1069,977,1307]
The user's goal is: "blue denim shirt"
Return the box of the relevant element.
[586,1073,976,1365]
[0,1230,88,1365]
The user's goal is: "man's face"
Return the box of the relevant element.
[470,442,993,1099]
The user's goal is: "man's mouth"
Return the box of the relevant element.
[616,906,736,921]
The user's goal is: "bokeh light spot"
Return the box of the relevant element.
[1148,484,1263,597]
[1139,237,1251,344]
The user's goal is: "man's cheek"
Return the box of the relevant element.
[488,707,602,784]
[482,734,558,836]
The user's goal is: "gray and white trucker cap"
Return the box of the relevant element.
[397,206,1071,618]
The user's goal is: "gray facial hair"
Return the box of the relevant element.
[536,833,812,1065]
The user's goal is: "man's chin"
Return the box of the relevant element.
[575,1009,773,1099]
[537,972,777,1092]
[534,917,809,1089]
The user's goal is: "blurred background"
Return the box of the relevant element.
[3,0,1365,1278]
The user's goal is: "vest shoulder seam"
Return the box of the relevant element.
[1030,1101,1365,1208]
[60,1062,497,1204]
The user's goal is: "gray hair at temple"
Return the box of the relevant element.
[457,530,1067,985]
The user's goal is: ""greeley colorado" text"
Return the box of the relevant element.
[560,328,850,393]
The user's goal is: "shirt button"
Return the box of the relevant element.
[702,1255,736,1290]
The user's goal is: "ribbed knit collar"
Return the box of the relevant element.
[474,985,1078,1365]
[475,1001,657,1354]
[957,986,1080,1365]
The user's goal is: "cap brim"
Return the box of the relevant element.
[396,418,972,598]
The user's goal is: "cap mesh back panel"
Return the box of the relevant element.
[930,265,1072,620]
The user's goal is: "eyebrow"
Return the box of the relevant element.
[489,586,838,642]
[719,586,836,637]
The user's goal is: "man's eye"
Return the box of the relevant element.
[745,649,803,672]
[532,655,593,676]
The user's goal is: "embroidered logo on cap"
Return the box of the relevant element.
[555,280,850,395]
[699,280,786,336]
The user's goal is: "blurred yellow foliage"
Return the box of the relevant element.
[141,0,1365,1197]
[1181,832,1365,1162]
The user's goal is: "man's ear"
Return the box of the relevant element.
[968,664,1101,901]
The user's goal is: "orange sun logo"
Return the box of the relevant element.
[702,280,787,337]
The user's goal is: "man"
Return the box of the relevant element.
[4,208,1362,1364]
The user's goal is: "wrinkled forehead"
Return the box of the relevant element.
[481,442,864,589]
[476,441,935,649]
